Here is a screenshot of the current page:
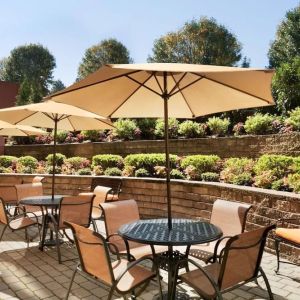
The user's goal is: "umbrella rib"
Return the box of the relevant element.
[13,111,37,125]
[126,74,162,97]
[154,73,163,94]
[170,74,195,118]
[168,72,187,95]
[47,70,142,98]
[191,72,272,104]
[109,73,155,117]
[67,117,76,131]
[169,76,204,97]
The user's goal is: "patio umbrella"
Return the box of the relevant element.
[47,63,275,229]
[0,101,113,198]
[0,120,46,136]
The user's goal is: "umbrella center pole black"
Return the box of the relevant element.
[163,72,172,231]
[51,117,58,200]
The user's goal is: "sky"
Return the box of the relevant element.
[0,0,299,86]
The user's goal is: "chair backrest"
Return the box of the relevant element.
[101,200,140,251]
[91,177,122,198]
[32,176,45,183]
[93,186,112,207]
[210,199,252,236]
[58,195,94,229]
[219,224,275,290]
[65,221,114,284]
[15,183,43,202]
[0,186,18,205]
[0,198,8,225]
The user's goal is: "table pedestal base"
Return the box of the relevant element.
[153,291,190,300]
[39,238,64,249]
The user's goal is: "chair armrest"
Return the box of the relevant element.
[106,233,128,255]
[211,235,232,263]
[114,256,155,283]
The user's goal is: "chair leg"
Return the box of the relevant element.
[156,266,163,300]
[65,265,78,299]
[259,267,274,300]
[275,238,281,274]
[108,283,117,300]
[0,225,7,241]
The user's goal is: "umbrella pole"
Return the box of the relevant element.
[163,72,172,231]
[51,117,58,200]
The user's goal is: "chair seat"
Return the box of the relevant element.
[180,263,221,298]
[275,228,300,244]
[188,239,228,261]
[112,259,155,292]
[9,217,36,230]
[120,244,167,260]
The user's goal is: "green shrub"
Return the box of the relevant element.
[124,153,178,172]
[46,153,66,167]
[206,117,230,136]
[271,179,290,191]
[0,167,12,173]
[113,119,137,140]
[46,166,62,174]
[154,118,179,139]
[292,157,300,173]
[231,173,253,186]
[135,168,150,177]
[170,169,185,179]
[104,167,122,176]
[77,168,92,175]
[0,156,17,168]
[181,155,220,176]
[221,158,254,184]
[81,130,101,142]
[54,130,69,143]
[254,154,294,178]
[18,156,38,169]
[65,157,90,170]
[178,121,206,138]
[92,154,123,170]
[287,173,300,193]
[244,113,275,135]
[154,166,166,178]
[93,165,103,176]
[285,107,300,131]
[201,172,219,182]
[135,119,156,139]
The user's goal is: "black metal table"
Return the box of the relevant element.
[119,218,222,300]
[20,195,63,250]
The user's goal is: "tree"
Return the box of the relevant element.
[148,18,242,66]
[272,57,300,115]
[77,38,132,80]
[50,79,65,93]
[2,44,56,105]
[0,58,8,80]
[241,56,251,68]
[268,5,300,68]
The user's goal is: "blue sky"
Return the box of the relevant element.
[0,0,299,86]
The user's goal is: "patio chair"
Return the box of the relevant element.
[79,185,112,232]
[15,182,44,218]
[275,218,300,273]
[188,199,252,263]
[32,176,45,183]
[0,185,18,207]
[46,195,94,263]
[175,225,275,300]
[101,200,166,261]
[0,197,41,245]
[91,177,122,201]
[64,221,162,300]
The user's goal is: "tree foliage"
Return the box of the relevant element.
[50,79,65,93]
[268,5,300,68]
[77,38,132,80]
[1,44,56,105]
[148,18,242,66]
[272,57,300,114]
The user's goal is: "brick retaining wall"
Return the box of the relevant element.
[1,174,299,262]
[5,132,300,160]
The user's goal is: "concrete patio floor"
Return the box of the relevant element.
[0,221,299,300]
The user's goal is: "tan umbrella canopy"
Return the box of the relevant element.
[0,101,113,198]
[0,120,46,136]
[48,63,275,229]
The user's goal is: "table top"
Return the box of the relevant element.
[19,195,63,206]
[118,218,222,246]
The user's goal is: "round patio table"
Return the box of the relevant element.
[119,218,222,300]
[20,195,64,250]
